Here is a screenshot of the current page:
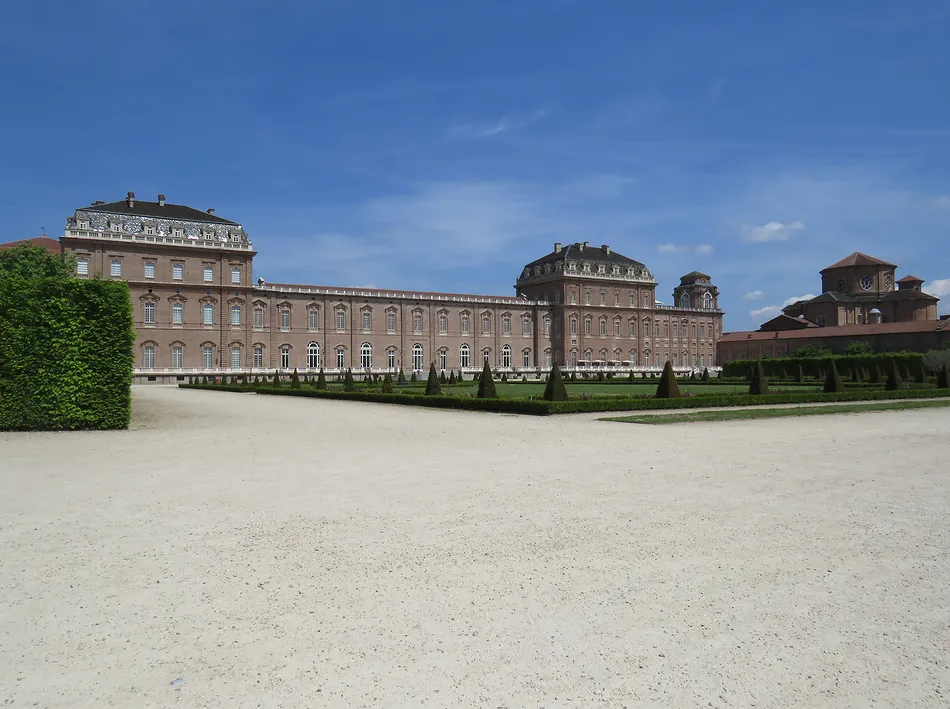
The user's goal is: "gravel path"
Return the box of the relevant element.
[2,385,949,708]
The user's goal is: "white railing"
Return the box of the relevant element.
[64,230,254,251]
[254,284,551,307]
[135,365,721,377]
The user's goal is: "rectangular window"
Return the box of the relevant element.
[388,350,395,369]
[253,347,263,368]
[460,314,469,335]
[629,294,635,307]
[585,291,590,305]
[481,315,490,335]
[614,320,621,337]
[143,345,155,369]
[172,303,183,324]
[254,307,264,329]
[308,309,319,331]
[614,293,619,307]
[502,317,510,336]
[144,302,155,324]
[600,320,607,337]
[76,258,89,276]
[337,348,345,368]
[439,350,447,370]
[336,310,345,331]
[173,263,183,280]
[543,319,550,336]
[172,346,183,369]
[280,348,290,369]
[554,319,561,336]
[438,313,447,334]
[280,310,290,331]
[522,319,531,337]
[203,266,213,283]
[203,303,213,325]
[231,305,241,326]
[203,346,213,369]
[523,350,530,367]
[413,314,423,333]
[600,292,605,305]
[232,347,242,370]
[231,267,241,284]
[387,311,396,333]
[584,319,591,336]
[570,292,577,305]
[110,260,122,277]
[362,312,372,331]
[144,262,155,279]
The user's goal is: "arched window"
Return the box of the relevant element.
[361,342,372,369]
[703,292,713,310]
[307,342,321,369]
[680,293,691,308]
[584,348,593,362]
[502,345,512,368]
[460,344,471,368]
[412,344,424,370]
[570,349,578,367]
[230,346,241,370]
[544,349,552,367]
[482,348,491,364]
[387,349,396,370]
[336,347,345,369]
[600,348,608,362]
[143,344,155,368]
[614,348,622,362]
[280,346,290,369]
[439,348,447,370]
[204,345,215,369]
[522,348,531,367]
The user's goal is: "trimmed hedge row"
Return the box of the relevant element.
[1,278,135,430]
[722,353,923,379]
[180,383,950,416]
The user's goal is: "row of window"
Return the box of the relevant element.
[568,316,717,339]
[77,258,242,284]
[567,349,714,368]
[143,302,237,326]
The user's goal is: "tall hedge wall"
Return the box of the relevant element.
[721,352,924,379]
[0,277,135,430]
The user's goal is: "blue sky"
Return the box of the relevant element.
[2,0,949,329]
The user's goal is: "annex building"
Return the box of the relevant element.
[16,193,724,380]
[719,252,949,361]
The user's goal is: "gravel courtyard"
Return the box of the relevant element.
[2,386,949,708]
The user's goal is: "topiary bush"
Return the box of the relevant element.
[290,368,301,389]
[382,373,394,393]
[425,362,442,396]
[410,372,418,383]
[885,359,905,391]
[702,367,711,382]
[655,360,681,399]
[344,368,357,392]
[748,362,769,395]
[937,362,949,389]
[543,361,568,401]
[397,368,407,385]
[477,360,497,398]
[315,368,327,390]
[823,361,844,393]
[272,370,282,388]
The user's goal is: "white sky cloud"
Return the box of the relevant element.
[747,293,816,322]
[924,278,950,296]
[933,196,950,207]
[749,305,780,318]
[657,243,714,255]
[783,293,817,306]
[448,108,550,140]
[742,290,764,300]
[742,220,805,243]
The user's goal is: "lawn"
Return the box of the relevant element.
[601,398,950,424]
[434,381,813,398]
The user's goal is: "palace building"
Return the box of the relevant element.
[718,251,949,361]
[41,193,723,380]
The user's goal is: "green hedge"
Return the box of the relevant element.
[179,383,950,416]
[0,278,135,430]
[722,353,923,379]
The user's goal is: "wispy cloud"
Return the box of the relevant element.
[934,196,950,208]
[447,108,550,140]
[741,220,805,243]
[747,293,816,322]
[742,290,764,300]
[656,243,714,255]
[749,305,780,318]
[708,77,726,104]
[924,278,950,296]
[784,293,816,306]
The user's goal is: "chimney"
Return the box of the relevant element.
[126,191,135,208]
[207,208,215,215]
[158,194,165,207]
[93,200,105,206]
[583,241,590,249]
[554,241,562,253]
[601,244,611,254]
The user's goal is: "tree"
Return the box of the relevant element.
[382,373,394,393]
[397,368,407,385]
[792,343,834,358]
[344,368,357,392]
[272,370,281,388]
[702,367,710,382]
[425,362,442,396]
[823,361,844,393]
[477,360,497,398]
[316,368,328,390]
[937,362,949,389]
[655,360,681,398]
[885,359,905,391]
[748,361,769,395]
[0,243,74,280]
[844,341,873,356]
[543,361,568,401]
[290,368,301,389]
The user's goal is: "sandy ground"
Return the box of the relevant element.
[1,386,949,708]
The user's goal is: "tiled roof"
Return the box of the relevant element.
[721,319,948,343]
[76,199,239,225]
[897,274,924,283]
[0,236,62,253]
[784,289,938,311]
[523,242,647,270]
[265,282,541,304]
[758,314,819,331]
[820,252,896,272]
[681,271,711,279]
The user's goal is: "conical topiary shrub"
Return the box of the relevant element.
[439,370,447,385]
[796,364,805,384]
[272,370,281,388]
[937,362,949,389]
[397,368,407,385]
[569,371,576,382]
[382,373,394,393]
[702,367,710,382]
[748,361,769,395]
[823,361,844,393]
[290,368,301,389]
[628,370,635,381]
[501,373,508,383]
[885,359,905,391]
[869,365,882,385]
[521,374,527,382]
[425,362,442,396]
[448,371,456,385]
[655,360,681,399]
[344,368,357,392]
[915,362,926,384]
[477,360,497,398]
[410,372,418,383]
[543,361,568,401]
[315,368,327,390]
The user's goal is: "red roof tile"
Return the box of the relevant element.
[721,319,948,343]
[897,274,924,283]
[820,251,896,272]
[0,236,62,254]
